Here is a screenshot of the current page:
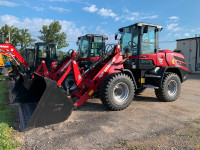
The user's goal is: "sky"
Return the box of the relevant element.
[0,0,200,51]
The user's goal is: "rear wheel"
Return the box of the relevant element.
[99,73,135,110]
[155,73,181,102]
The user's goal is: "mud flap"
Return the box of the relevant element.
[17,73,73,131]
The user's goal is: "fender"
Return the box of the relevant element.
[154,66,189,87]
[116,68,137,89]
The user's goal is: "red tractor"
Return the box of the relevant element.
[12,23,188,130]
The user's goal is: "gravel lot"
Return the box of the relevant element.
[13,74,200,150]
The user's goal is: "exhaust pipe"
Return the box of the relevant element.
[14,73,73,131]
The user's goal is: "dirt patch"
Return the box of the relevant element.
[7,74,200,149]
[109,119,200,150]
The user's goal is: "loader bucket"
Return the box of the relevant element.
[16,73,73,131]
[11,73,26,95]
[11,73,31,103]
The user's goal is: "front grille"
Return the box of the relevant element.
[173,56,185,63]
[177,61,187,68]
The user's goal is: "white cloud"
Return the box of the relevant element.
[167,23,178,30]
[142,15,158,19]
[49,6,70,13]
[98,8,117,17]
[82,5,98,13]
[175,33,181,37]
[169,16,179,20]
[173,27,182,31]
[184,33,190,37]
[0,14,85,43]
[0,1,18,7]
[167,23,182,32]
[122,9,158,21]
[33,7,44,11]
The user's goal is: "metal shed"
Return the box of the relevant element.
[176,37,200,73]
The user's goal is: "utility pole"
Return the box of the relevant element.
[8,28,10,42]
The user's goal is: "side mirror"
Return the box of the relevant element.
[143,26,148,33]
[115,34,118,40]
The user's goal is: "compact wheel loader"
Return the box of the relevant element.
[10,23,189,131]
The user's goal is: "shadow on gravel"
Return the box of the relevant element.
[188,74,200,80]
[134,95,160,102]
[75,101,108,112]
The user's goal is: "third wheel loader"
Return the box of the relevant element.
[13,23,188,131]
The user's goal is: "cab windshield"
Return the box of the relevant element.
[78,37,89,58]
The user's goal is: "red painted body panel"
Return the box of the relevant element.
[0,43,29,68]
[71,45,123,107]
[128,49,188,71]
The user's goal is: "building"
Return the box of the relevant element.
[176,37,200,73]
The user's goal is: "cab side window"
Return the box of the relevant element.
[141,27,155,55]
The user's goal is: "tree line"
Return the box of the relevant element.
[0,21,69,60]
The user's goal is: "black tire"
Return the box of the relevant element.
[135,88,146,95]
[155,73,181,102]
[99,73,135,111]
[58,72,77,93]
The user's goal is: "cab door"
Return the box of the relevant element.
[139,26,157,70]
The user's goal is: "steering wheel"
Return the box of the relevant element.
[128,41,137,48]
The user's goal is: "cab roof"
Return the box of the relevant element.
[78,34,108,40]
[118,22,162,32]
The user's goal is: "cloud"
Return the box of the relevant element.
[83,5,119,21]
[0,14,85,43]
[122,9,158,21]
[82,5,98,13]
[0,1,18,7]
[46,0,88,4]
[167,23,177,30]
[32,7,44,11]
[184,33,190,37]
[98,8,117,17]
[169,16,179,20]
[167,23,182,32]
[49,6,70,13]
[83,6,158,22]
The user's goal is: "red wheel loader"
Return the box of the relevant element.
[13,23,189,131]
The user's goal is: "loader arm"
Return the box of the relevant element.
[0,42,29,68]
[71,45,124,107]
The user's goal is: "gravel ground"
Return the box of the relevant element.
[11,74,200,150]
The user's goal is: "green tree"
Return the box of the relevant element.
[57,50,68,61]
[0,24,35,50]
[0,24,20,47]
[38,21,69,49]
[19,29,36,50]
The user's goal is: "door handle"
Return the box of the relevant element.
[141,56,147,58]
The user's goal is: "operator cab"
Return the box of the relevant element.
[35,43,57,69]
[117,23,163,88]
[117,23,162,70]
[22,43,57,71]
[77,34,108,69]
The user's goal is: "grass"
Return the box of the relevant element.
[0,76,20,150]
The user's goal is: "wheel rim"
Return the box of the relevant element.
[113,82,129,102]
[167,80,177,96]
[65,76,76,90]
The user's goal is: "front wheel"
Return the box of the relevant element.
[99,73,135,111]
[155,73,181,102]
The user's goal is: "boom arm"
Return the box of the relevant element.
[0,42,29,68]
